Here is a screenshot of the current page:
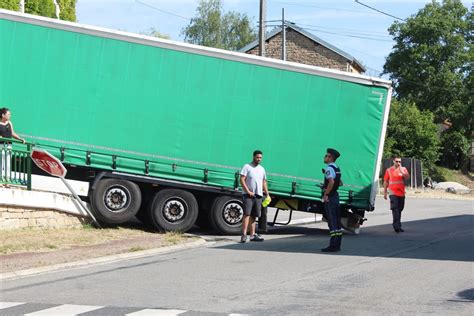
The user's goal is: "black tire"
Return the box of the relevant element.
[90,178,142,225]
[148,189,198,232]
[209,196,244,235]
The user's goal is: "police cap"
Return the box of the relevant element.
[326,148,341,159]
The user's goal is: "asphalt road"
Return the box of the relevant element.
[1,197,473,315]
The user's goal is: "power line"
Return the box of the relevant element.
[354,0,406,21]
[264,23,392,42]
[134,0,190,21]
[296,26,391,39]
[301,27,393,42]
[294,23,390,37]
[264,20,391,38]
[273,1,369,13]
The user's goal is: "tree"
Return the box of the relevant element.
[0,0,76,22]
[383,0,472,169]
[439,129,470,169]
[0,0,19,11]
[182,0,257,51]
[57,0,76,22]
[383,100,440,172]
[141,27,171,40]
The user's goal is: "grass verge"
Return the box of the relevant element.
[0,225,188,255]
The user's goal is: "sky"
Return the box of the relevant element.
[76,0,472,77]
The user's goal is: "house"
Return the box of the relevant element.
[240,23,365,74]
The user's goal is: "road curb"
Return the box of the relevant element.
[0,238,207,281]
[376,193,473,201]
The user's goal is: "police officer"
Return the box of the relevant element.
[321,148,343,252]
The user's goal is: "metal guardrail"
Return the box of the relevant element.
[0,138,32,190]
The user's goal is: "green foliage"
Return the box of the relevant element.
[0,0,76,21]
[383,100,440,172]
[430,165,455,182]
[439,129,470,169]
[57,0,76,22]
[383,0,472,170]
[0,0,18,10]
[141,27,171,40]
[182,0,257,51]
[25,0,55,18]
[384,0,471,122]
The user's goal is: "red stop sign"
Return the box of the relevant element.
[31,148,67,178]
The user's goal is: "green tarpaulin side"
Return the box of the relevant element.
[0,18,389,209]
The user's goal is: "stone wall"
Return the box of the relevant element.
[0,206,87,229]
[247,29,360,73]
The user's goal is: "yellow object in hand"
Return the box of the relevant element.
[262,196,271,207]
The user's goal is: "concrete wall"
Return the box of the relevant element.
[246,29,362,73]
[0,188,90,229]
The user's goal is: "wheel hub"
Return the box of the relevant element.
[104,186,129,212]
[223,202,243,225]
[163,199,186,222]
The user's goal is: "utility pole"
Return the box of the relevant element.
[19,0,24,13]
[281,8,286,61]
[259,0,266,57]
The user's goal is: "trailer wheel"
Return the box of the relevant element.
[90,179,142,225]
[209,196,244,235]
[149,189,198,232]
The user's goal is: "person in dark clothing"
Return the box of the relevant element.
[1,108,25,185]
[321,148,343,252]
[0,108,25,144]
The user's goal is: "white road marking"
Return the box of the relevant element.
[126,309,187,316]
[24,304,103,315]
[0,302,25,309]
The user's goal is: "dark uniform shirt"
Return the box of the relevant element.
[0,122,12,144]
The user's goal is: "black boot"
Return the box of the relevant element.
[322,236,340,252]
[321,245,339,252]
[335,235,342,251]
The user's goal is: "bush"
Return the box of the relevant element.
[430,166,454,182]
[439,130,470,170]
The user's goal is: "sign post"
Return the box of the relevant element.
[30,148,101,227]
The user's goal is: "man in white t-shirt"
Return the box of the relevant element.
[239,150,269,243]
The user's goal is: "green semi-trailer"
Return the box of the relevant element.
[0,10,392,234]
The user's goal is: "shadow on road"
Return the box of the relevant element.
[457,288,474,301]
[211,215,474,263]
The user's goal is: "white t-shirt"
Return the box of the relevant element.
[240,163,266,196]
